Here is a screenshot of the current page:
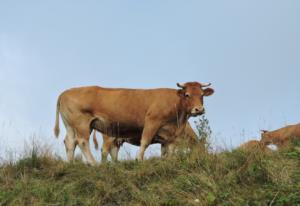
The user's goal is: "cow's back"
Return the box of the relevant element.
[94,87,179,125]
[276,124,300,139]
[60,86,180,128]
[291,124,300,138]
[239,140,261,150]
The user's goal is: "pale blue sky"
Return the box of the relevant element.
[0,1,300,159]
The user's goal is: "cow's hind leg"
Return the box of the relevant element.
[75,122,96,166]
[62,116,77,162]
[77,135,96,166]
[64,129,76,162]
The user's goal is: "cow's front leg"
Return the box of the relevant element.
[138,120,161,161]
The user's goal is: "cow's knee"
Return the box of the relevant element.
[64,137,75,149]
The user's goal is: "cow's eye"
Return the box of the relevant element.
[185,93,191,98]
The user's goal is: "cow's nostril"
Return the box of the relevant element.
[199,108,205,113]
[194,107,204,113]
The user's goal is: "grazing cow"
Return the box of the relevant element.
[54,82,214,165]
[260,124,300,148]
[238,140,272,153]
[93,122,199,162]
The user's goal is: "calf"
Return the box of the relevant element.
[93,122,199,162]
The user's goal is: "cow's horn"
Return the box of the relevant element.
[200,83,211,87]
[261,130,268,133]
[177,83,185,89]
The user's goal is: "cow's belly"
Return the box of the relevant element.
[91,117,142,139]
[92,117,184,145]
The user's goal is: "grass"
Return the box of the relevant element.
[0,139,300,206]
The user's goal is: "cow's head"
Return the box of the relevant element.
[260,130,274,146]
[261,130,286,147]
[177,81,214,117]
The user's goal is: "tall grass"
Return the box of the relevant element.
[0,118,299,205]
[0,139,299,205]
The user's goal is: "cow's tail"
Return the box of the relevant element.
[54,95,61,138]
[93,130,99,150]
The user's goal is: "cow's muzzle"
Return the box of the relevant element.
[190,107,205,116]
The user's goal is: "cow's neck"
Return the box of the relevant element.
[269,129,283,139]
[172,107,188,138]
[174,103,188,128]
[267,130,283,144]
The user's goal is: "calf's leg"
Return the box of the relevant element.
[161,143,168,158]
[110,145,120,162]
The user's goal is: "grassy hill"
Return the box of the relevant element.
[0,140,299,206]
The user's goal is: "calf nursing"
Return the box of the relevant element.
[54,82,214,165]
[94,122,199,162]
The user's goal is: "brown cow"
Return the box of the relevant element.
[238,140,272,153]
[94,122,199,162]
[54,82,214,165]
[260,124,300,148]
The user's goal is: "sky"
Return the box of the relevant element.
[0,1,300,161]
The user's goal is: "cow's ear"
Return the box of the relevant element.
[261,130,268,134]
[177,89,185,97]
[203,88,214,96]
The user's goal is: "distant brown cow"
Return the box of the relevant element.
[54,82,214,165]
[238,140,272,153]
[260,124,300,148]
[93,122,199,162]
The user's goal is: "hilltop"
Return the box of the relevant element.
[0,140,299,206]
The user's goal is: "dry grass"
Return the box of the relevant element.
[0,139,299,206]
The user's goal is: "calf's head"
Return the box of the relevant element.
[177,82,214,117]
